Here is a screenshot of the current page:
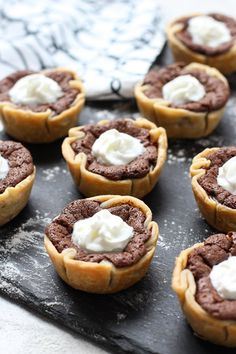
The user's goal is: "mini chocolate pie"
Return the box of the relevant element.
[0,68,85,143]
[172,232,236,347]
[190,147,236,232]
[44,195,159,293]
[62,118,167,198]
[0,140,35,225]
[167,13,236,74]
[135,62,229,139]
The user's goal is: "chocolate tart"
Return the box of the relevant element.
[62,118,167,198]
[172,232,236,347]
[44,195,159,294]
[167,13,236,74]
[135,62,229,139]
[190,147,236,232]
[0,140,36,225]
[0,68,85,143]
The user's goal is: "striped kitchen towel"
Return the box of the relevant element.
[0,0,165,100]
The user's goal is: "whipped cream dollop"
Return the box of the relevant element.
[188,15,231,48]
[92,128,145,166]
[162,74,205,105]
[217,156,236,195]
[9,74,63,105]
[210,256,236,300]
[72,209,134,253]
[0,154,9,180]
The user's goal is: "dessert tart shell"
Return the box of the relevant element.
[61,118,167,198]
[0,166,36,226]
[44,195,159,294]
[190,147,236,232]
[135,63,228,139]
[166,13,236,75]
[0,68,85,144]
[172,242,236,347]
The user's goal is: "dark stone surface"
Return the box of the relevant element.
[1,48,236,354]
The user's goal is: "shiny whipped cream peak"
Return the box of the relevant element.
[217,156,236,195]
[188,15,231,48]
[162,74,205,105]
[91,128,145,166]
[0,154,9,180]
[9,74,63,105]
[210,256,236,300]
[72,209,134,253]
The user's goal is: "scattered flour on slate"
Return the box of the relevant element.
[81,109,140,125]
[42,166,69,181]
[167,149,189,165]
[0,212,51,255]
[158,234,170,250]
[0,211,74,310]
[0,212,52,294]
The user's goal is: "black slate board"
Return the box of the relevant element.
[1,49,236,354]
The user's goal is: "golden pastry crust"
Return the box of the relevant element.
[190,147,236,232]
[166,13,236,74]
[0,166,36,226]
[61,118,167,198]
[0,68,85,144]
[44,195,159,294]
[172,243,236,347]
[134,63,228,139]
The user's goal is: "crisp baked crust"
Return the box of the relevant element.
[61,118,167,198]
[0,166,36,226]
[44,195,159,294]
[172,242,236,347]
[190,147,236,232]
[135,62,228,139]
[0,68,85,143]
[167,13,236,74]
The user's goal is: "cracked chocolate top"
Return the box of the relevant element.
[71,119,158,181]
[0,140,34,194]
[142,62,229,112]
[199,147,236,209]
[175,13,236,56]
[46,199,151,268]
[187,232,236,320]
[0,70,79,116]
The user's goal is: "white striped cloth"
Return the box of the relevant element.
[0,0,165,99]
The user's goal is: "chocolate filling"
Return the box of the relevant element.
[142,62,229,112]
[71,119,158,181]
[0,70,79,115]
[199,147,236,209]
[45,199,151,268]
[175,13,236,56]
[187,232,236,320]
[0,140,34,194]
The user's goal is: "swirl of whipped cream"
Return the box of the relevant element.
[162,74,205,105]
[0,154,9,180]
[91,128,145,166]
[9,74,63,105]
[188,15,231,48]
[210,256,236,300]
[217,156,236,195]
[72,209,134,253]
